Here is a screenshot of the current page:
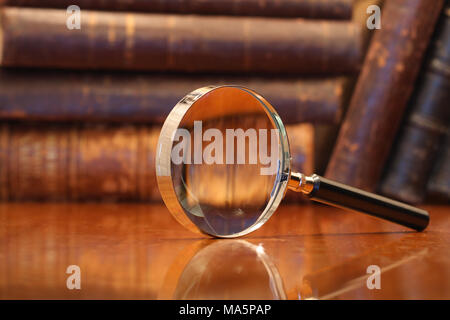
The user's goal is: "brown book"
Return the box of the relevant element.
[380,5,450,204]
[0,123,313,202]
[352,0,384,52]
[0,0,353,20]
[0,7,362,74]
[0,70,345,125]
[0,123,161,201]
[325,0,444,192]
[427,133,450,202]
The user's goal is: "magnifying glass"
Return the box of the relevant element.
[156,86,429,238]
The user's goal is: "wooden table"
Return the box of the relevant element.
[0,202,449,299]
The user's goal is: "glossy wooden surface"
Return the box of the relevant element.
[0,202,449,299]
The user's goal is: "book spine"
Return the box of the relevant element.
[352,0,384,52]
[0,123,161,201]
[0,71,344,125]
[0,0,353,20]
[0,7,362,74]
[325,0,444,192]
[427,132,450,202]
[380,6,450,204]
[0,123,312,201]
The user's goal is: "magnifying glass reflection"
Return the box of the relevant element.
[173,240,286,300]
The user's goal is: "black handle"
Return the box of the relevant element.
[306,174,429,231]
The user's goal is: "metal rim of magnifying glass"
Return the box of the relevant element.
[156,85,291,238]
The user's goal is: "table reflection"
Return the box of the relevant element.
[0,203,448,299]
[161,240,286,300]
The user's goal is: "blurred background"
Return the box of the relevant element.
[0,0,448,206]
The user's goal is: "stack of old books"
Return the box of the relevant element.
[325,0,449,205]
[0,0,364,202]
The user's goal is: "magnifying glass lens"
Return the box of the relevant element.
[165,87,288,237]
